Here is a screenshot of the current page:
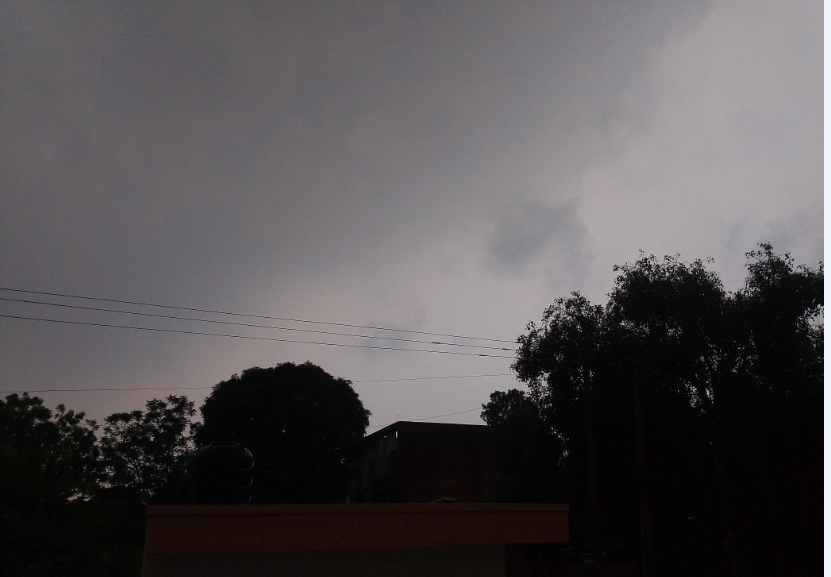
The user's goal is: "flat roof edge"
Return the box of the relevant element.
[146,503,569,519]
[144,503,570,555]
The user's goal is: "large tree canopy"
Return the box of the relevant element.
[196,361,371,504]
[487,244,822,576]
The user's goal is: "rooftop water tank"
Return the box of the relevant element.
[187,442,254,505]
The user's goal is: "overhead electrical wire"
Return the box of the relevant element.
[367,408,483,430]
[0,289,512,427]
[0,287,515,343]
[356,373,512,383]
[0,314,515,358]
[0,296,512,352]
[0,373,514,394]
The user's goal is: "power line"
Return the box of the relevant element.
[0,287,515,344]
[367,408,483,430]
[0,296,512,352]
[0,374,514,394]
[356,373,512,383]
[0,314,515,358]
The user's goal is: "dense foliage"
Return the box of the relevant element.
[483,244,823,576]
[0,394,144,576]
[196,361,371,504]
[0,361,369,575]
[99,395,200,506]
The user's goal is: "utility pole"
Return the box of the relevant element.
[583,366,604,571]
[632,351,653,577]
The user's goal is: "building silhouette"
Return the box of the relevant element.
[348,421,501,504]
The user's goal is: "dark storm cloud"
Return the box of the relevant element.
[0,0,715,307]
[486,198,589,277]
[3,0,819,432]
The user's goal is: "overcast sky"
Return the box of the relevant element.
[0,0,823,435]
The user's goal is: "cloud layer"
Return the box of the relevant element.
[0,0,821,430]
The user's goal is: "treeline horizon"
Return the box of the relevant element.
[482,243,822,577]
[0,243,822,577]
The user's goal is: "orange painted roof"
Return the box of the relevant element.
[145,503,569,555]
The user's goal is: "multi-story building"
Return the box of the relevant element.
[347,421,501,504]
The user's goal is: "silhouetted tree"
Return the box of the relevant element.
[480,389,563,503]
[196,362,370,504]
[486,244,822,577]
[718,245,822,575]
[0,394,105,575]
[510,292,643,567]
[606,246,822,576]
[99,395,200,506]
